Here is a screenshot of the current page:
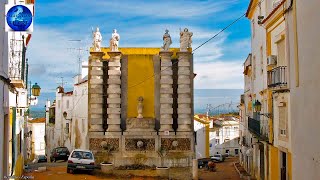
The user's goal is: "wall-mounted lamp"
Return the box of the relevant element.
[254,100,272,118]
[258,16,264,25]
[63,111,72,121]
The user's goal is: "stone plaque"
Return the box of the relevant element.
[89,138,119,151]
[161,138,191,151]
[126,118,155,131]
[125,138,155,151]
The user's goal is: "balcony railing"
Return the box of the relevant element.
[248,117,268,141]
[267,66,288,88]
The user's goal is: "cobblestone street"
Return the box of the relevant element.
[23,157,240,180]
[199,157,241,180]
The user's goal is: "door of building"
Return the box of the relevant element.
[281,152,287,180]
[259,144,265,180]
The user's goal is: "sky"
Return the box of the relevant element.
[27,0,251,96]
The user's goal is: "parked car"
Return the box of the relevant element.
[50,147,70,162]
[210,154,225,162]
[67,149,95,174]
[37,155,47,163]
[198,158,211,168]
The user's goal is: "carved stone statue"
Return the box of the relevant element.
[110,29,120,52]
[180,28,193,51]
[92,27,102,52]
[137,96,144,119]
[161,29,172,51]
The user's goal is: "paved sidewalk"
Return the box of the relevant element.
[199,157,241,180]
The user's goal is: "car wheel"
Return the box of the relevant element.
[88,170,94,175]
[67,168,73,174]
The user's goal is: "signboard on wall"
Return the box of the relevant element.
[5,4,34,32]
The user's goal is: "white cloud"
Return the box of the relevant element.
[194,61,244,89]
[27,26,87,92]
[27,17,247,92]
[40,0,238,19]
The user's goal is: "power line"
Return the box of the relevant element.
[126,0,264,89]
[192,13,246,53]
[46,1,265,102]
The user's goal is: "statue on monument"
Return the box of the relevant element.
[180,28,193,52]
[92,27,102,52]
[110,29,120,52]
[137,96,144,119]
[161,29,172,51]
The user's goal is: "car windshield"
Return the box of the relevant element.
[38,155,46,159]
[57,147,68,153]
[71,151,93,159]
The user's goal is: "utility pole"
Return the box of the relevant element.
[60,77,65,88]
[68,40,88,76]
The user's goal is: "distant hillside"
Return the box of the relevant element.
[30,89,243,116]
[30,109,45,119]
[194,89,243,114]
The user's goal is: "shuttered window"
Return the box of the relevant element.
[279,105,287,137]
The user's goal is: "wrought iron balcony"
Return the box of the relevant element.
[248,117,268,142]
[267,66,288,89]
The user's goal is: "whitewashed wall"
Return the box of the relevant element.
[288,0,320,179]
[31,123,45,155]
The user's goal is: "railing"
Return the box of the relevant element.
[248,117,268,141]
[267,66,288,88]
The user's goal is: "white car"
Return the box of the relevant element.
[210,154,225,162]
[67,149,95,174]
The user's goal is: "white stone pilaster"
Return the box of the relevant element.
[107,52,122,131]
[159,51,174,132]
[177,52,192,131]
[89,52,104,132]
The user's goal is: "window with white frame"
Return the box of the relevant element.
[251,20,255,38]
[82,119,85,133]
[225,127,230,137]
[279,102,288,137]
[252,56,256,80]
[215,139,220,145]
[40,142,45,150]
[260,46,264,74]
[66,122,69,134]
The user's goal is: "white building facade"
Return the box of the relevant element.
[0,0,35,177]
[29,118,45,156]
[194,115,240,159]
[45,72,89,155]
[287,0,320,179]
[211,118,240,156]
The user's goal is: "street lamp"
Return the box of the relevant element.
[254,100,262,112]
[28,82,41,105]
[254,100,272,118]
[63,111,71,134]
[31,82,41,96]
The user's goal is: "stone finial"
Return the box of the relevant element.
[137,96,144,119]
[110,29,120,52]
[161,29,172,51]
[92,27,102,52]
[179,28,193,52]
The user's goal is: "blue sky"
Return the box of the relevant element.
[27,0,251,96]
